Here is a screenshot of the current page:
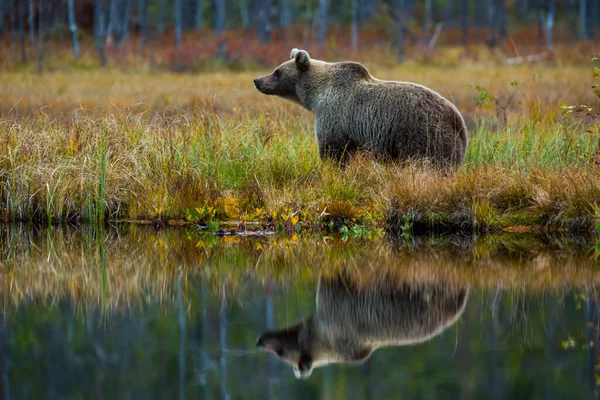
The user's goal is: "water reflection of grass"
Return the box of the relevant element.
[1,224,599,308]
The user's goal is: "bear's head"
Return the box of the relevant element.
[254,49,372,112]
[256,317,373,379]
[253,48,313,106]
[256,322,315,379]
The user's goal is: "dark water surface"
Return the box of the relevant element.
[1,224,600,399]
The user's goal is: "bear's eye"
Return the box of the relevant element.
[274,69,281,79]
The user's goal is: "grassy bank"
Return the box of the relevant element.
[0,63,599,233]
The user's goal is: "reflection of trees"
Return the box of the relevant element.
[585,289,599,400]
[0,313,10,400]
[178,274,186,400]
[490,287,505,400]
[2,224,600,398]
[197,276,212,399]
[265,281,275,400]
[219,283,229,400]
[545,295,555,400]
[1,281,597,398]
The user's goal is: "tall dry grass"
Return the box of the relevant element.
[0,62,598,231]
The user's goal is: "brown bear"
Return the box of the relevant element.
[254,49,468,167]
[256,273,469,379]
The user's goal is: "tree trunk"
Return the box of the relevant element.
[588,0,597,39]
[259,0,271,43]
[174,0,181,50]
[0,315,9,400]
[157,0,164,36]
[28,0,34,47]
[396,0,404,61]
[351,0,358,50]
[519,0,529,17]
[177,275,186,400]
[580,0,588,39]
[239,0,249,34]
[195,0,202,30]
[585,296,600,396]
[68,0,80,58]
[215,0,226,58]
[536,0,544,48]
[497,0,506,42]
[0,0,4,35]
[280,0,290,29]
[107,0,116,43]
[18,0,25,62]
[116,0,130,48]
[10,0,15,55]
[200,279,212,399]
[360,0,374,24]
[424,0,431,41]
[137,0,148,51]
[474,0,485,28]
[37,0,43,73]
[461,0,468,46]
[219,284,229,400]
[317,0,327,45]
[490,288,505,400]
[265,289,275,399]
[488,0,496,48]
[95,0,107,67]
[546,0,556,49]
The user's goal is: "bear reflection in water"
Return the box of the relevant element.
[256,273,468,379]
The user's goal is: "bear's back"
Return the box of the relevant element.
[315,274,468,346]
[315,72,467,166]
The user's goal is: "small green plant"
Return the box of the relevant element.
[469,74,542,121]
[268,208,302,232]
[400,215,413,240]
[468,83,496,110]
[560,54,600,122]
[339,224,349,242]
[207,219,220,232]
[185,205,218,225]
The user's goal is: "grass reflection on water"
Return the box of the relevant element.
[0,223,599,308]
[1,224,600,398]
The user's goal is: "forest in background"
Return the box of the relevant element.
[0,0,598,71]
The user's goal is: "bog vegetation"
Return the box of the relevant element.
[0,48,599,234]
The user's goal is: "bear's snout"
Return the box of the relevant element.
[253,76,272,94]
[253,78,263,91]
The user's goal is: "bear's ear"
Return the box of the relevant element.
[290,48,310,71]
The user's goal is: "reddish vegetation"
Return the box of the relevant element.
[0,23,598,71]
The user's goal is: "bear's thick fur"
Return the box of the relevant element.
[254,49,468,167]
[256,273,469,379]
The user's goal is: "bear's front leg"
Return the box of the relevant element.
[315,125,355,165]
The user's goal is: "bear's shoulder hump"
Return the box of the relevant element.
[334,62,371,83]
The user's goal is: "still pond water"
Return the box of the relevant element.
[1,224,600,399]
